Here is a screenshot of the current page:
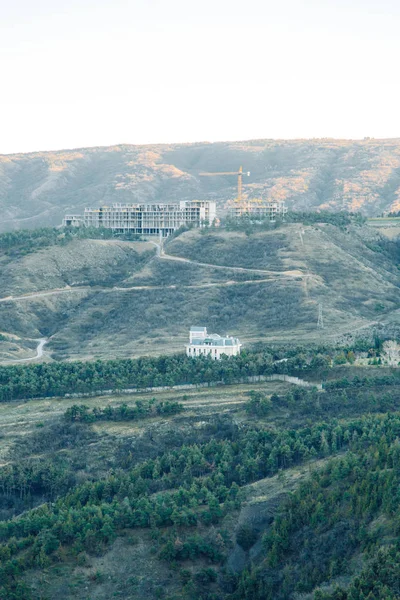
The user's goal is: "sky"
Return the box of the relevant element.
[1,0,400,154]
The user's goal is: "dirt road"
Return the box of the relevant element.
[0,248,308,305]
[2,338,47,364]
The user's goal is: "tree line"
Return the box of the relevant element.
[0,347,333,403]
[64,399,183,423]
[0,226,144,258]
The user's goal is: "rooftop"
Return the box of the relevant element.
[189,336,241,347]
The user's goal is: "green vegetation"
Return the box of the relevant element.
[0,226,144,258]
[0,343,400,598]
[64,399,184,422]
[167,228,287,269]
[0,405,392,598]
[0,344,332,402]
[2,216,400,597]
[1,340,400,403]
[234,423,400,599]
[224,210,366,234]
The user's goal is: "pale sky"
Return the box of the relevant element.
[1,0,400,154]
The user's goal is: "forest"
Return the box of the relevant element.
[1,339,400,598]
[0,343,364,402]
[2,388,400,598]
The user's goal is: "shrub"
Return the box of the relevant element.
[236,524,258,551]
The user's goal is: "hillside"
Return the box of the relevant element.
[2,223,400,599]
[3,138,400,231]
[2,354,400,599]
[0,220,400,363]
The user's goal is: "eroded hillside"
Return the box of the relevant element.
[3,138,400,231]
[0,221,399,362]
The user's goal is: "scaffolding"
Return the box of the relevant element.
[228,200,288,221]
[64,201,216,237]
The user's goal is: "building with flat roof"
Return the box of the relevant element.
[63,200,216,237]
[62,215,82,227]
[229,200,287,220]
[185,326,242,359]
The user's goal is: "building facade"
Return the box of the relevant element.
[185,326,242,360]
[63,200,216,237]
[62,215,82,227]
[229,200,287,220]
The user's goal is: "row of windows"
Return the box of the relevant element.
[188,347,218,353]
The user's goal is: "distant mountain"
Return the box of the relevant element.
[2,138,400,232]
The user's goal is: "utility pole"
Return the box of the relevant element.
[317,303,324,329]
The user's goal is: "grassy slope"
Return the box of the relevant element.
[4,139,400,232]
[0,239,153,296]
[0,223,399,361]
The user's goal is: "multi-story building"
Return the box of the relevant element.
[62,215,82,227]
[229,200,287,220]
[63,200,216,236]
[185,326,242,360]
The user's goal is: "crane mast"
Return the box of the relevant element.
[199,165,288,221]
[237,166,243,203]
[199,166,250,206]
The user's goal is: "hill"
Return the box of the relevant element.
[3,138,400,231]
[2,354,400,599]
[0,219,399,362]
[1,222,400,598]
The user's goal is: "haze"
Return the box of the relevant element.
[1,0,400,154]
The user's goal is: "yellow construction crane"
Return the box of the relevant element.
[199,166,250,205]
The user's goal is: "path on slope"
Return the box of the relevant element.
[0,244,307,304]
[158,245,304,278]
[2,338,47,364]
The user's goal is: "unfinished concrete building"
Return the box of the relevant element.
[229,200,288,220]
[63,200,216,236]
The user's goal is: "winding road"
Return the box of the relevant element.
[2,338,48,364]
[0,246,308,305]
[157,245,304,277]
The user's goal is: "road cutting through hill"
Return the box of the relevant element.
[0,269,309,304]
[151,241,305,277]
[2,338,47,364]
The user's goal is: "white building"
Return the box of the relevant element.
[229,200,287,220]
[185,326,242,360]
[62,215,82,227]
[63,200,216,237]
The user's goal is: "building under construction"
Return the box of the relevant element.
[63,166,287,234]
[63,200,216,236]
[228,200,288,220]
[200,166,287,220]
